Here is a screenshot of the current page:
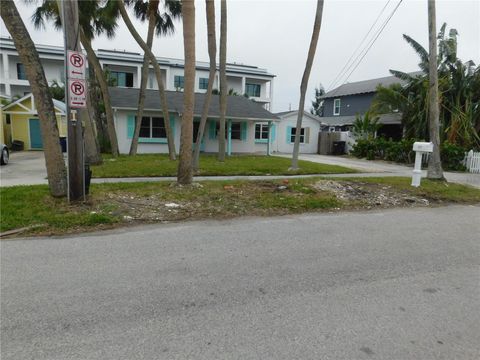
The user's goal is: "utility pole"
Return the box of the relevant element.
[61,0,86,200]
[427,0,444,179]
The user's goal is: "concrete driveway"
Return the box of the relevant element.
[0,151,47,186]
[278,153,480,189]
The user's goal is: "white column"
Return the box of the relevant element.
[241,77,246,95]
[3,52,11,97]
[136,65,142,88]
[269,78,274,111]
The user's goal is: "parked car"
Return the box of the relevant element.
[1,143,9,165]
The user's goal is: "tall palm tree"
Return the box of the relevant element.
[426,0,443,179]
[177,0,195,184]
[117,0,176,160]
[291,0,325,170]
[32,0,120,158]
[1,0,67,197]
[217,0,227,161]
[129,0,181,155]
[192,0,216,171]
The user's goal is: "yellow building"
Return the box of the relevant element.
[1,94,66,150]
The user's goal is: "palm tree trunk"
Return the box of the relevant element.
[88,63,109,152]
[129,0,158,156]
[177,0,195,184]
[291,0,324,170]
[1,0,67,197]
[193,0,216,172]
[218,0,227,161]
[427,0,444,179]
[84,89,102,164]
[80,31,119,157]
[118,0,176,160]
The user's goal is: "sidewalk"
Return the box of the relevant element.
[1,152,479,189]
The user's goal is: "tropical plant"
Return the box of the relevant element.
[372,22,480,151]
[129,0,181,156]
[177,0,195,184]
[1,0,67,197]
[49,80,65,101]
[192,0,216,172]
[352,111,382,140]
[291,0,324,170]
[310,85,325,116]
[117,0,176,160]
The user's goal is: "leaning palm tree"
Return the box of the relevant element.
[291,0,325,170]
[31,0,120,158]
[177,0,195,184]
[217,0,227,161]
[117,0,176,160]
[129,0,181,155]
[192,0,216,171]
[426,0,443,179]
[1,0,67,197]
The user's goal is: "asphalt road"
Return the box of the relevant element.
[1,206,479,359]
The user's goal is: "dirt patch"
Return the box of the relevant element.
[312,180,431,209]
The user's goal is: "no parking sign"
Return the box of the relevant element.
[66,50,87,108]
[68,79,87,108]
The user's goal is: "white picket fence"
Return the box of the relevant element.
[464,150,480,174]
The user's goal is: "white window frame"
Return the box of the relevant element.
[139,116,166,139]
[255,123,269,140]
[333,98,341,116]
[290,127,305,144]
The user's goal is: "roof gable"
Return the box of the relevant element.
[2,93,65,115]
[275,110,323,123]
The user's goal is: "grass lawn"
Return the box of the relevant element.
[1,177,479,237]
[91,154,356,178]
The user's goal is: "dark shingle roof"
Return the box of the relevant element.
[320,113,402,126]
[109,87,278,121]
[322,72,422,99]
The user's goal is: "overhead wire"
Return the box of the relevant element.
[326,0,392,92]
[327,0,404,95]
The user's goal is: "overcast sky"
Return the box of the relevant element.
[1,0,479,112]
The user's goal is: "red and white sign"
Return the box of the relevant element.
[68,79,87,108]
[67,50,86,80]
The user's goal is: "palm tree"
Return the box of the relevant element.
[217,0,227,161]
[117,0,176,160]
[31,0,119,158]
[291,0,325,170]
[373,23,479,149]
[1,0,67,197]
[177,0,195,184]
[192,0,216,171]
[426,0,443,179]
[129,0,181,155]
[352,111,382,140]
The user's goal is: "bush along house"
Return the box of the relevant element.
[109,87,279,155]
[319,74,416,140]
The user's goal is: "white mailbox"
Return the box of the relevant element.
[411,141,434,187]
[413,142,434,153]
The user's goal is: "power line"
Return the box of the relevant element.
[327,0,392,92]
[327,0,404,96]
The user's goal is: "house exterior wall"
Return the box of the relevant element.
[277,113,321,154]
[114,110,278,155]
[322,93,375,117]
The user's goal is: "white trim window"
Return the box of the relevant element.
[255,123,269,140]
[290,127,305,144]
[139,116,166,138]
[333,98,341,116]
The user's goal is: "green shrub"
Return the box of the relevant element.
[441,141,467,171]
[352,138,467,170]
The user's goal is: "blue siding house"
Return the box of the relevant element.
[319,74,412,140]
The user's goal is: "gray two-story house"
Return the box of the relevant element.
[319,74,409,140]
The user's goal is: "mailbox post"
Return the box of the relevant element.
[412,142,434,187]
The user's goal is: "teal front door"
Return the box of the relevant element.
[29,118,43,149]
